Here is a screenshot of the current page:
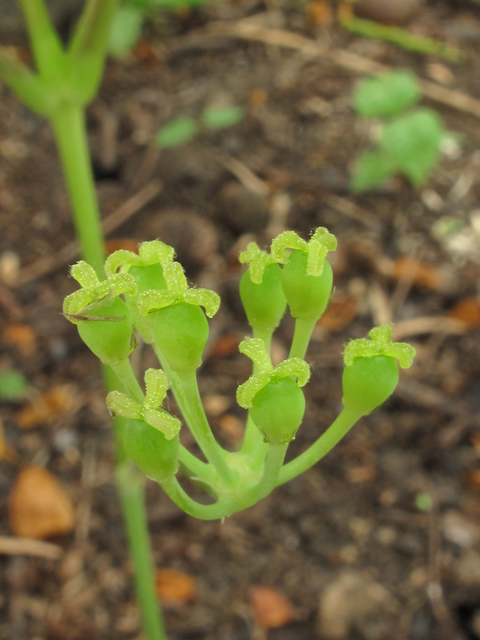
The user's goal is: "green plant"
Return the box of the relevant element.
[351,70,446,192]
[109,0,222,58]
[155,106,245,149]
[65,231,416,520]
[0,3,415,637]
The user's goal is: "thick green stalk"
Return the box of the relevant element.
[50,105,105,277]
[276,408,361,486]
[110,358,144,403]
[289,317,317,360]
[51,104,167,640]
[250,443,288,502]
[176,369,237,486]
[117,463,167,638]
[160,477,236,520]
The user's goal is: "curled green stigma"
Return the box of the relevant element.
[236,338,310,408]
[137,261,220,318]
[63,261,137,323]
[104,240,175,278]
[106,368,181,440]
[270,227,337,277]
[344,324,416,369]
[239,243,276,284]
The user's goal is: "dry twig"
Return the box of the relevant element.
[0,536,63,559]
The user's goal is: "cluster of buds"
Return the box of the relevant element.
[64,229,415,520]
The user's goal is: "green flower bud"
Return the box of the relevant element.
[104,240,174,296]
[137,261,219,372]
[237,338,310,444]
[342,325,415,415]
[63,260,137,365]
[281,250,333,321]
[270,228,337,322]
[240,263,287,331]
[342,355,399,415]
[153,302,209,371]
[77,296,133,366]
[250,377,306,444]
[124,418,179,481]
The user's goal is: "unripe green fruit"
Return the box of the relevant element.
[281,250,333,321]
[129,264,167,294]
[250,377,305,445]
[78,297,133,366]
[153,302,209,371]
[342,355,399,415]
[239,263,287,331]
[124,418,179,481]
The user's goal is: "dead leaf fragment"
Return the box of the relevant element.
[307,1,334,26]
[249,89,268,107]
[393,257,441,290]
[9,466,75,539]
[16,384,77,429]
[449,297,480,328]
[250,586,295,629]
[3,324,36,357]
[218,414,245,444]
[209,334,242,358]
[105,239,139,255]
[466,470,480,492]
[319,296,357,332]
[155,568,198,605]
[347,466,377,483]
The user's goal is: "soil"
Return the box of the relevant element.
[2,1,480,639]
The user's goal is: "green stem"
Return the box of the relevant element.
[340,15,462,63]
[110,358,144,403]
[149,343,215,484]
[117,462,167,638]
[50,104,105,277]
[177,445,215,483]
[240,327,272,460]
[250,443,288,502]
[51,103,167,640]
[160,477,235,520]
[176,369,237,486]
[289,317,317,360]
[276,408,361,486]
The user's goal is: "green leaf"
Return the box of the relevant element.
[354,70,421,118]
[380,108,444,186]
[155,117,199,149]
[350,150,397,193]
[0,370,30,400]
[108,7,144,58]
[201,105,245,130]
